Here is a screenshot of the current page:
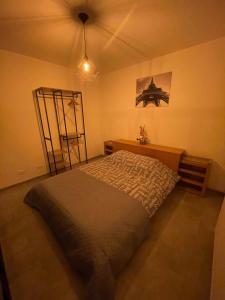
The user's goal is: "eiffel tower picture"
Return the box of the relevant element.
[136,72,172,107]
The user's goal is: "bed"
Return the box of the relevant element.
[25,148,181,300]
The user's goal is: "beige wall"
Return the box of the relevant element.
[81,79,102,159]
[1,37,225,192]
[0,49,102,189]
[211,196,225,300]
[99,37,225,192]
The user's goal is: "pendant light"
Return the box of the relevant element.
[78,12,96,76]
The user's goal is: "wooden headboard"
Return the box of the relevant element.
[112,139,185,172]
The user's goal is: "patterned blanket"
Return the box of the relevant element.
[80,150,179,218]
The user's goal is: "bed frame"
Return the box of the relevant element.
[112,139,185,172]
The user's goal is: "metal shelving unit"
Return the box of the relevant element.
[34,87,88,175]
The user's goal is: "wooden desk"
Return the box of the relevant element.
[112,139,184,172]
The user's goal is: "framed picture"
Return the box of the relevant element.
[136,72,172,107]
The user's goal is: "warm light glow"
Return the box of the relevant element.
[78,56,98,80]
[83,60,90,72]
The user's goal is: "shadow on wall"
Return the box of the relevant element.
[210,162,225,193]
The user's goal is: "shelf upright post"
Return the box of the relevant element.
[80,92,88,163]
[42,89,57,175]
[61,91,72,169]
[53,91,65,169]
[35,89,51,174]
[72,93,81,163]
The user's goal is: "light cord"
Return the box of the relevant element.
[83,23,87,58]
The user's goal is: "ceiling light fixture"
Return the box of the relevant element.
[78,12,95,76]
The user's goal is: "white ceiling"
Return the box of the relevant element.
[1,0,225,73]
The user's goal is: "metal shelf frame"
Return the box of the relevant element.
[34,87,88,176]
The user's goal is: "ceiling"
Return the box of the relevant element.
[1,0,225,74]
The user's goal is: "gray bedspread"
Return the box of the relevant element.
[25,168,150,300]
[25,151,179,300]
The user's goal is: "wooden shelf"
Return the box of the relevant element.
[179,168,206,178]
[50,160,65,172]
[104,140,113,155]
[60,132,84,141]
[178,155,212,196]
[48,149,64,165]
[178,184,202,195]
[48,149,66,172]
[48,149,63,156]
[180,177,203,187]
[181,155,212,168]
[105,150,113,154]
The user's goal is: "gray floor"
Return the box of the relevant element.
[0,175,223,300]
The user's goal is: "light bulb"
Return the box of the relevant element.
[83,61,90,72]
[78,56,98,80]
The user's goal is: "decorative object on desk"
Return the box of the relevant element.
[136,72,172,107]
[137,125,148,144]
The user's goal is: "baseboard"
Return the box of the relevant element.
[0,173,49,192]
[0,155,104,192]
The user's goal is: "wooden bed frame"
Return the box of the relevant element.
[112,139,185,172]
